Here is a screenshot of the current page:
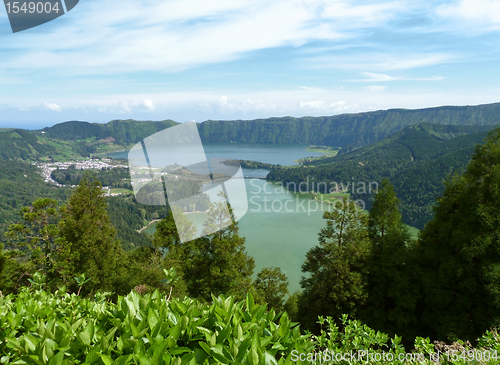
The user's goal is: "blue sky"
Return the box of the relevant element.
[1,0,500,129]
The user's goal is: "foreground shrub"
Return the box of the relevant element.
[0,286,314,364]
[2,285,500,364]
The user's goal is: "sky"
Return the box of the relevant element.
[1,0,500,129]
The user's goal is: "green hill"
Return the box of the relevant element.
[0,129,62,160]
[0,120,179,162]
[0,160,71,239]
[2,102,500,162]
[33,101,500,151]
[267,123,496,228]
[0,159,167,250]
[198,102,500,146]
[42,119,178,144]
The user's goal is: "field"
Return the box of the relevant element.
[316,192,351,202]
[406,225,420,239]
[306,146,339,156]
[109,188,132,195]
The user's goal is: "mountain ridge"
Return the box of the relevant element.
[32,102,500,149]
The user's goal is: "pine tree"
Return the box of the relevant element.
[364,179,420,343]
[5,198,60,277]
[55,173,127,295]
[185,193,255,301]
[368,179,404,242]
[418,127,500,341]
[150,210,193,297]
[0,243,26,295]
[253,267,289,311]
[298,197,371,330]
[153,195,255,301]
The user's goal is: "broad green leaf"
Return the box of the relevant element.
[147,308,159,330]
[100,354,114,365]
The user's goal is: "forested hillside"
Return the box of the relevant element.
[0,160,166,250]
[0,129,61,160]
[42,119,178,144]
[44,103,500,149]
[1,103,500,164]
[0,160,70,236]
[267,123,495,228]
[198,102,500,147]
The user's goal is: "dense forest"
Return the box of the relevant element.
[0,159,71,235]
[0,161,169,250]
[198,103,500,146]
[267,123,495,228]
[51,166,132,188]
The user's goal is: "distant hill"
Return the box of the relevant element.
[42,119,178,144]
[38,102,500,149]
[0,129,60,160]
[198,103,500,146]
[267,123,497,228]
[0,102,499,162]
[0,119,180,162]
[0,160,71,239]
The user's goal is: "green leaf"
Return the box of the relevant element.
[198,342,211,356]
[134,354,151,365]
[78,321,94,346]
[115,355,133,365]
[169,347,191,356]
[246,292,255,312]
[147,308,159,330]
[47,351,65,365]
[264,352,279,365]
[248,348,259,365]
[100,354,114,365]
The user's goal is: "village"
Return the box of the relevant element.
[33,158,129,196]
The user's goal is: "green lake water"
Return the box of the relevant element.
[107,143,379,292]
[142,179,329,292]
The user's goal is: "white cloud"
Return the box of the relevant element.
[349,72,445,82]
[303,53,455,71]
[350,73,398,82]
[6,84,500,129]
[437,0,500,24]
[118,100,132,113]
[321,1,404,23]
[0,0,408,75]
[142,99,155,111]
[299,100,358,113]
[364,86,387,92]
[44,102,61,112]
[300,100,326,109]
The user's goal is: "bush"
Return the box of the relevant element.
[0,285,314,364]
